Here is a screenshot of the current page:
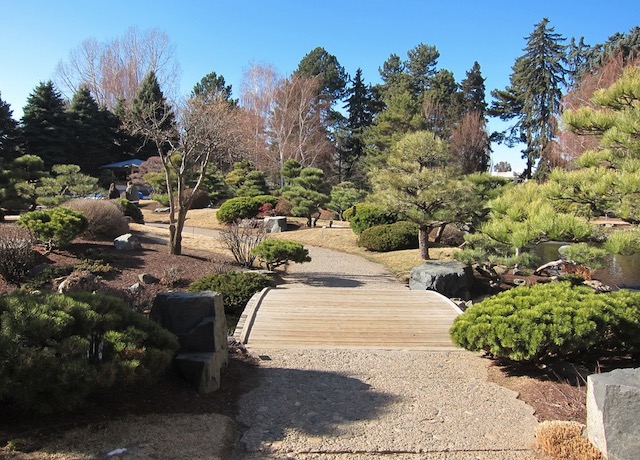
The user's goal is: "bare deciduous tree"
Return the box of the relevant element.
[125,94,239,255]
[269,75,333,185]
[450,111,490,174]
[55,27,180,108]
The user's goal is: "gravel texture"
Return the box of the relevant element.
[235,349,539,459]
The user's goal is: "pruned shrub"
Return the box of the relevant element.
[449,282,640,363]
[275,197,293,216]
[186,188,211,209]
[188,271,271,318]
[251,195,279,207]
[346,203,397,234]
[115,198,144,223]
[219,219,267,267]
[535,421,603,460]
[17,206,88,251]
[65,198,129,240]
[217,196,261,223]
[252,239,311,270]
[358,221,419,252]
[0,224,37,285]
[0,291,179,413]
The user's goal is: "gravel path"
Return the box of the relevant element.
[144,224,541,459]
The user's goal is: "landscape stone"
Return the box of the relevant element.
[587,367,640,460]
[264,216,287,233]
[113,233,141,251]
[138,273,160,285]
[150,292,228,393]
[409,260,473,299]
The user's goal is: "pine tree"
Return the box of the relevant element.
[490,18,567,179]
[67,87,121,175]
[460,62,487,116]
[339,68,374,182]
[0,92,19,163]
[192,71,235,104]
[20,81,74,169]
[294,47,348,101]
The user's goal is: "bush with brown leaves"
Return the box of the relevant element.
[65,198,129,240]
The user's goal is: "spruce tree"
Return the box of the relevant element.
[0,93,19,163]
[460,61,487,116]
[20,81,73,168]
[490,18,567,179]
[67,87,121,175]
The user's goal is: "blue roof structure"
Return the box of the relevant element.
[100,159,144,169]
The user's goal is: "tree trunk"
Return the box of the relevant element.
[433,222,447,244]
[419,224,431,260]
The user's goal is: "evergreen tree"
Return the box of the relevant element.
[338,68,375,182]
[20,81,74,169]
[67,87,121,175]
[405,43,440,97]
[294,47,348,101]
[490,18,567,179]
[460,62,487,116]
[0,92,19,162]
[423,69,459,138]
[129,71,176,159]
[281,166,331,227]
[192,71,235,104]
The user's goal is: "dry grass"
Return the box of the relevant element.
[1,414,234,460]
[139,206,458,281]
[535,421,604,460]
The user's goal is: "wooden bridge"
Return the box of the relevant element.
[234,287,462,350]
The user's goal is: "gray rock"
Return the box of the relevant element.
[587,367,640,460]
[153,207,171,213]
[409,260,473,299]
[150,292,228,393]
[264,216,287,233]
[114,233,141,251]
[138,273,160,285]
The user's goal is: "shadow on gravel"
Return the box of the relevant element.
[239,365,398,451]
[283,272,365,287]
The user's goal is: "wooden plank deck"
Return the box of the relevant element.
[234,288,463,350]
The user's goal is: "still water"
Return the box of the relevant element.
[533,242,640,290]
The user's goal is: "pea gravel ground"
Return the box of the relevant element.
[232,244,541,459]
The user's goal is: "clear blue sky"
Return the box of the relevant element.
[1,0,637,171]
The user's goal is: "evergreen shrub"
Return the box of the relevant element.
[0,292,179,413]
[358,221,419,252]
[115,198,144,223]
[17,206,88,250]
[217,196,261,223]
[449,282,640,363]
[0,224,37,285]
[346,203,397,234]
[251,195,279,208]
[65,198,129,240]
[188,271,271,317]
[252,239,311,270]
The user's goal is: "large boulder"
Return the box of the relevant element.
[587,367,640,460]
[409,261,473,299]
[114,233,141,251]
[264,216,287,233]
[150,292,228,393]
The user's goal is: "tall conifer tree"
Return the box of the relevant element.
[490,18,567,178]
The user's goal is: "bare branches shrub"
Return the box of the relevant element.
[0,224,37,285]
[219,219,266,267]
[65,199,129,240]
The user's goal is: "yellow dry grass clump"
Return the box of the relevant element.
[535,420,604,460]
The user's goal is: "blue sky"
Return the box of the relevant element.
[1,0,638,171]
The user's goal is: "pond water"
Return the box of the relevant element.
[533,242,640,290]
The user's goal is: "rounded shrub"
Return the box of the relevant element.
[0,291,179,413]
[346,203,397,234]
[217,196,261,223]
[358,221,419,252]
[65,198,129,240]
[449,282,640,363]
[188,271,271,317]
[115,198,144,223]
[17,206,88,250]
